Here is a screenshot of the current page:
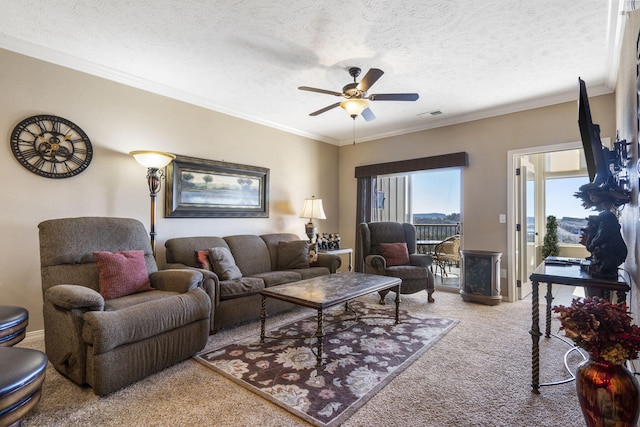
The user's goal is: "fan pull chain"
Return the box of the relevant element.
[352,116,356,145]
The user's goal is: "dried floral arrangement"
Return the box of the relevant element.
[553,297,640,365]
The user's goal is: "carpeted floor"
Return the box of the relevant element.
[18,290,586,426]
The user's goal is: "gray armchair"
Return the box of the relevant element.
[359,222,435,303]
[38,217,211,395]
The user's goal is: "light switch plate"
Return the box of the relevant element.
[499,214,506,223]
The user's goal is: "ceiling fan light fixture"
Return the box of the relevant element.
[340,99,369,117]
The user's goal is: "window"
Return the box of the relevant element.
[376,168,461,243]
[410,168,461,226]
[545,176,589,243]
[544,150,590,244]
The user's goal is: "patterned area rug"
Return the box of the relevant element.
[195,300,456,426]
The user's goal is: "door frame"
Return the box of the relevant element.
[515,156,536,300]
[507,141,581,302]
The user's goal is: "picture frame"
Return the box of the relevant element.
[165,155,269,218]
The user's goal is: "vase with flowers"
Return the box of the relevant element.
[553,297,640,427]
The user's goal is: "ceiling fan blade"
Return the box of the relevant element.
[361,107,376,121]
[298,86,343,97]
[309,102,341,116]
[369,93,419,101]
[357,68,384,92]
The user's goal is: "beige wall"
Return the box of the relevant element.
[338,93,617,300]
[0,49,339,331]
[616,10,640,316]
[2,42,629,330]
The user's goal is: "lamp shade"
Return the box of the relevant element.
[129,150,176,169]
[299,197,326,220]
[340,99,369,117]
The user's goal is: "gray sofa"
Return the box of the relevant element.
[165,233,341,333]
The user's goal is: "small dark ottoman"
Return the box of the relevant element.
[0,347,47,426]
[0,306,28,347]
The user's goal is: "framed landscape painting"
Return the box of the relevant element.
[165,155,269,218]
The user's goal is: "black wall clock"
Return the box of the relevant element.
[10,114,93,179]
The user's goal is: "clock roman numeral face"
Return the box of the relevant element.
[10,115,93,179]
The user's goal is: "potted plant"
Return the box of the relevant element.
[541,215,560,258]
[553,297,640,426]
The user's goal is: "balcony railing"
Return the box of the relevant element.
[414,223,459,240]
[414,223,460,254]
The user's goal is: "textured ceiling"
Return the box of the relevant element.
[0,1,632,145]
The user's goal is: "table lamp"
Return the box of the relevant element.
[299,196,326,242]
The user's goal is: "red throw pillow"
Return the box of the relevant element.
[379,242,410,266]
[93,250,153,300]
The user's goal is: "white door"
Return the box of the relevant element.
[515,157,537,300]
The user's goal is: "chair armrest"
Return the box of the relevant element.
[43,284,104,384]
[316,253,342,273]
[364,254,386,274]
[45,284,105,311]
[164,264,219,302]
[149,269,203,293]
[410,253,433,268]
[165,263,219,283]
[164,263,219,332]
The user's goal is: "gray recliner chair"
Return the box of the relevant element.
[359,222,435,303]
[38,217,211,395]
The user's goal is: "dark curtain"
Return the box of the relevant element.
[353,152,469,272]
[355,176,376,272]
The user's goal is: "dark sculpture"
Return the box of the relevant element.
[580,210,627,279]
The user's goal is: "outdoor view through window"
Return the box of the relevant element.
[545,176,590,244]
[389,154,589,246]
[411,169,460,226]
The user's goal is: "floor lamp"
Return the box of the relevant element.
[129,150,176,257]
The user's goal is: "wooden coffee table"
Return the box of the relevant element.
[260,272,402,365]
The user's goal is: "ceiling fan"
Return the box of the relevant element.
[298,67,419,121]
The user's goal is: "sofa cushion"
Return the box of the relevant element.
[93,250,153,300]
[290,266,330,280]
[251,271,302,287]
[379,242,410,267]
[208,247,242,280]
[195,250,213,271]
[277,240,310,270]
[260,233,302,271]
[104,289,180,311]
[224,235,272,276]
[164,236,229,267]
[218,277,265,300]
[386,265,430,279]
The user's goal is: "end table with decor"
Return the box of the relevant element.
[319,248,353,272]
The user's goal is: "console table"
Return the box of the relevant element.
[529,261,630,393]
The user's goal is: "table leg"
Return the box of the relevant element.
[545,282,553,338]
[260,295,266,343]
[394,285,401,324]
[315,309,324,366]
[530,280,542,393]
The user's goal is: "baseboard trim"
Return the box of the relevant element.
[22,329,44,343]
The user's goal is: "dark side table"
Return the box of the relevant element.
[529,261,629,393]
